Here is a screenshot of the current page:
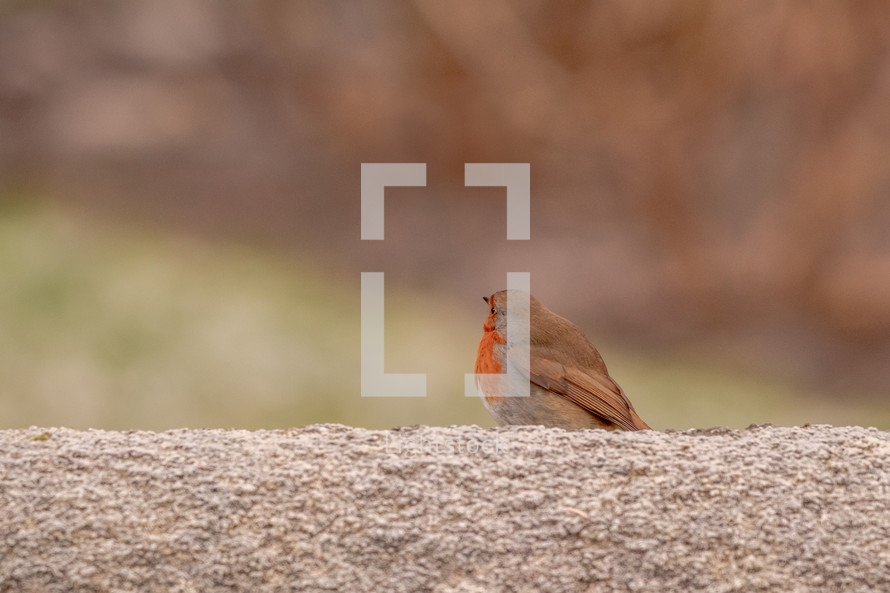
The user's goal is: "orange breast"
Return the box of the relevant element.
[475,330,506,402]
[475,330,506,374]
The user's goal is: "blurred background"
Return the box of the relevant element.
[1,1,889,431]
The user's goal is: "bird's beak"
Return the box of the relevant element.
[482,296,489,304]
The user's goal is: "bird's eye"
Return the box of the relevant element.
[490,307,496,315]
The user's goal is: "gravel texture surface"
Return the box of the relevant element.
[0,424,888,593]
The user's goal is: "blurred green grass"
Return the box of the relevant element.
[0,202,886,430]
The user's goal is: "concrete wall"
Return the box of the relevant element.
[1,425,888,592]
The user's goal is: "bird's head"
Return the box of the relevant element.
[481,290,540,338]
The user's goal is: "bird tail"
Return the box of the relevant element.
[630,407,651,430]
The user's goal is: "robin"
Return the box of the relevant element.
[474,290,650,431]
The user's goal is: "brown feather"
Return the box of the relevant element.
[510,347,650,431]
[488,290,651,431]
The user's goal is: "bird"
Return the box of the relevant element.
[474,290,650,431]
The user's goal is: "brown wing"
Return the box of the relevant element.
[509,348,649,431]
